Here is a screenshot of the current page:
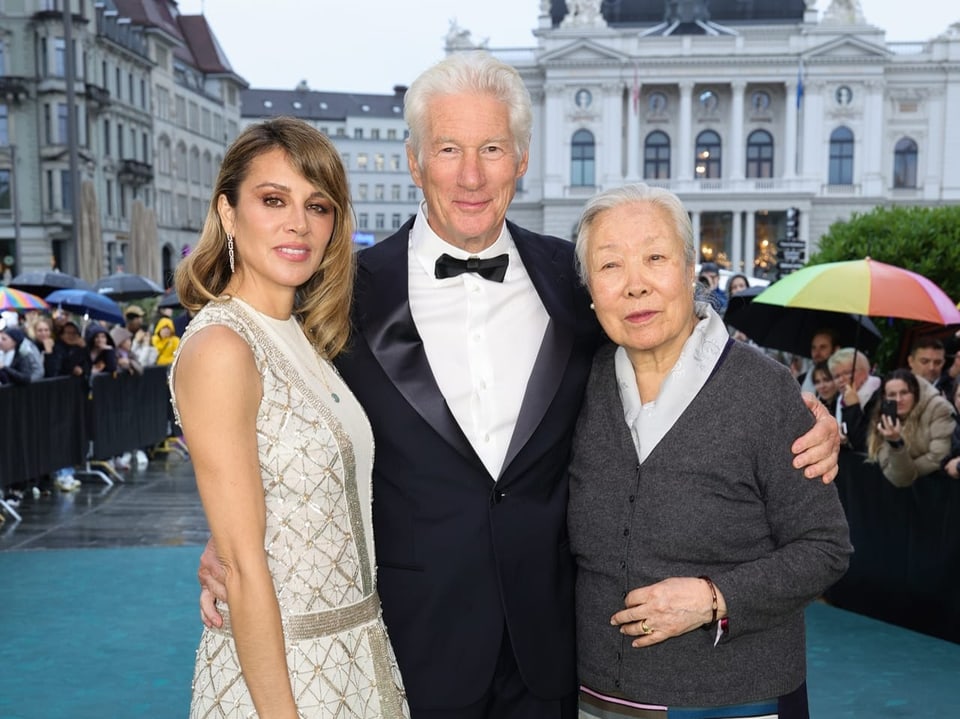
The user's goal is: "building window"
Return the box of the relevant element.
[115,67,122,99]
[0,43,6,76]
[0,169,10,211]
[643,131,670,180]
[829,126,854,185]
[202,151,213,187]
[391,184,401,201]
[60,170,72,211]
[157,87,169,120]
[745,129,774,179]
[357,184,368,201]
[128,73,134,105]
[117,122,124,157]
[176,143,188,181]
[358,213,368,229]
[357,153,368,170]
[391,154,401,170]
[57,103,69,144]
[375,153,384,171]
[893,137,918,189]
[0,104,7,146]
[142,132,150,163]
[140,78,147,110]
[407,185,418,201]
[392,213,401,229]
[354,128,363,139]
[54,37,66,77]
[695,130,722,179]
[158,136,171,175]
[570,129,595,187]
[371,128,380,140]
[387,129,397,140]
[374,184,384,200]
[375,213,385,229]
[190,146,200,184]
[103,118,111,155]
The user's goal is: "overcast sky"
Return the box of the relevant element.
[174,1,959,94]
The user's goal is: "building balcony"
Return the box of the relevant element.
[85,83,111,109]
[0,76,30,103]
[118,159,154,186]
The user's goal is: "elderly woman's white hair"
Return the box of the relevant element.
[574,183,696,286]
[404,51,533,166]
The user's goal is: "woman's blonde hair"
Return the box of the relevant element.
[175,117,355,358]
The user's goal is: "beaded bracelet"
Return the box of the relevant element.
[699,575,718,628]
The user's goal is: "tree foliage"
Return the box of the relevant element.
[807,204,960,371]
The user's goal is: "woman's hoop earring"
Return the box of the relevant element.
[227,234,236,273]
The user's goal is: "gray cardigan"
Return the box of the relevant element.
[568,341,851,707]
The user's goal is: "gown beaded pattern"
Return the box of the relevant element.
[171,298,408,718]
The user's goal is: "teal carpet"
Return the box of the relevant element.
[0,546,201,719]
[1,547,958,718]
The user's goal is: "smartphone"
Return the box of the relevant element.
[881,399,898,423]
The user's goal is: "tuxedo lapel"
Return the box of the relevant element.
[355,223,481,467]
[500,222,578,476]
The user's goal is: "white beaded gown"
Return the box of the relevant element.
[170,297,408,718]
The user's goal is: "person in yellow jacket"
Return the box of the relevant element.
[151,316,180,366]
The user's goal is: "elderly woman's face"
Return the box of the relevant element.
[586,201,695,356]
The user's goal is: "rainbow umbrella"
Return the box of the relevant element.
[755,258,960,326]
[0,286,50,311]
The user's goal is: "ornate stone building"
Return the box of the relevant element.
[490,0,960,277]
[0,0,244,285]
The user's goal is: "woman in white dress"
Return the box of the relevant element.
[171,117,408,718]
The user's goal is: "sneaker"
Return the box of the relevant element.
[3,496,20,508]
[31,486,41,499]
[115,452,132,470]
[135,450,149,469]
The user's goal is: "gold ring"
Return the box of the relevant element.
[640,620,653,635]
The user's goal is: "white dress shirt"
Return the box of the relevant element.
[408,203,549,480]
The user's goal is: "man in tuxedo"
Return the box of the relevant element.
[199,51,841,718]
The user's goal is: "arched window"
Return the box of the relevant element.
[893,137,918,189]
[643,131,670,180]
[202,150,213,187]
[189,146,200,184]
[745,129,774,179]
[571,129,595,187]
[175,142,188,181]
[694,130,721,179]
[157,136,171,175]
[829,127,854,185]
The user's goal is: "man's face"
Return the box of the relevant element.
[908,347,945,383]
[810,333,837,362]
[407,92,528,253]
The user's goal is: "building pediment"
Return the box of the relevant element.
[539,39,629,67]
[805,35,890,62]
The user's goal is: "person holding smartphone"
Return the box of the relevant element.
[866,369,955,487]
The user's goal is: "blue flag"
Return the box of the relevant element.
[796,59,804,109]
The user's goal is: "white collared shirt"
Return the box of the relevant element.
[408,202,549,480]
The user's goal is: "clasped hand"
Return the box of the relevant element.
[610,577,717,648]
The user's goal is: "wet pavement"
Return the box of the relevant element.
[0,452,209,552]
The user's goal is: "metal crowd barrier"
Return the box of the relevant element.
[0,366,172,494]
[825,451,960,644]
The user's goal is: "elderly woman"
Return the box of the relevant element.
[568,184,852,719]
[867,369,954,487]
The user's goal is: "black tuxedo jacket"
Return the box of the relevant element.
[335,218,602,710]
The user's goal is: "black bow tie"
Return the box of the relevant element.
[434,253,509,283]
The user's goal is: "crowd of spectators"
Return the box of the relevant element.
[718,284,960,489]
[1,302,189,508]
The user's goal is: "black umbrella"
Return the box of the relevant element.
[724,285,883,358]
[93,272,164,301]
[157,289,183,309]
[8,270,94,298]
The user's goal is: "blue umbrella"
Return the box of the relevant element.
[45,289,125,324]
